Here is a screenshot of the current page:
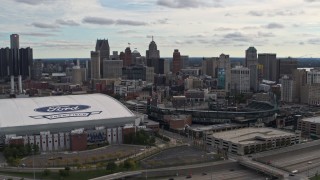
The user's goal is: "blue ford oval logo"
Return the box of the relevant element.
[34,105,91,113]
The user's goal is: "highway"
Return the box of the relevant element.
[90,160,266,180]
[254,140,320,178]
[160,169,266,180]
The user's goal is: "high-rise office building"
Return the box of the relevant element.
[172,49,181,74]
[202,57,218,77]
[258,53,279,82]
[231,66,250,95]
[95,39,110,77]
[10,34,19,49]
[0,48,10,80]
[72,65,82,85]
[132,49,141,65]
[293,69,307,103]
[245,47,257,68]
[280,75,295,103]
[307,69,320,84]
[218,54,231,93]
[90,51,100,79]
[119,51,125,61]
[110,51,119,60]
[245,47,258,92]
[9,48,20,76]
[279,57,298,78]
[103,60,123,79]
[146,37,160,60]
[147,58,165,74]
[19,47,33,78]
[181,55,189,68]
[32,59,43,81]
[124,47,132,67]
[122,65,154,83]
[146,38,161,74]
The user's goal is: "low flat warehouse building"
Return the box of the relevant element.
[206,127,300,155]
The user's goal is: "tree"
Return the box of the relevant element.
[106,161,117,172]
[124,159,136,170]
[42,169,51,176]
[59,169,70,177]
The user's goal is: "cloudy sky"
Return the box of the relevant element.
[0,0,319,58]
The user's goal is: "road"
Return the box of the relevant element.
[160,169,265,180]
[90,160,266,180]
[254,140,320,178]
[0,173,33,180]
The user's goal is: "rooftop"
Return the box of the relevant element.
[302,116,320,123]
[0,94,135,129]
[188,123,245,132]
[210,127,296,145]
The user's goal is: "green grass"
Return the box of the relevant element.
[0,169,111,180]
[311,175,320,180]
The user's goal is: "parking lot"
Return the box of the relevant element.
[141,146,219,169]
[21,144,145,167]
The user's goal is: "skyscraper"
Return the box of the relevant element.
[124,47,132,67]
[231,66,250,95]
[181,55,189,68]
[280,75,295,103]
[10,34,19,49]
[0,48,10,80]
[218,54,231,93]
[103,60,123,79]
[172,49,181,74]
[131,49,141,65]
[32,59,43,81]
[19,47,33,78]
[146,37,160,60]
[258,53,279,82]
[95,39,110,77]
[279,57,298,78]
[245,47,258,92]
[245,47,257,67]
[91,51,100,79]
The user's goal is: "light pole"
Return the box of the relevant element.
[307,161,312,177]
[32,148,35,180]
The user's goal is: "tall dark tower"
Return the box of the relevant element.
[172,49,181,74]
[245,47,258,91]
[10,34,19,49]
[19,47,33,78]
[146,36,160,60]
[95,39,110,77]
[0,48,10,80]
[245,47,257,67]
[146,37,161,74]
[124,47,132,67]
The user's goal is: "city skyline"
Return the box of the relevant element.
[0,0,319,58]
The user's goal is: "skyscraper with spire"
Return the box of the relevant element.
[95,39,110,77]
[146,36,160,60]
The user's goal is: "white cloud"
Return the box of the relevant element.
[0,0,319,58]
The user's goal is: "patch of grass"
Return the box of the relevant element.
[0,169,111,180]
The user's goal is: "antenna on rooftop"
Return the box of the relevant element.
[146,35,154,41]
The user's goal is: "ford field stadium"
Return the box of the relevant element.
[0,94,137,151]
